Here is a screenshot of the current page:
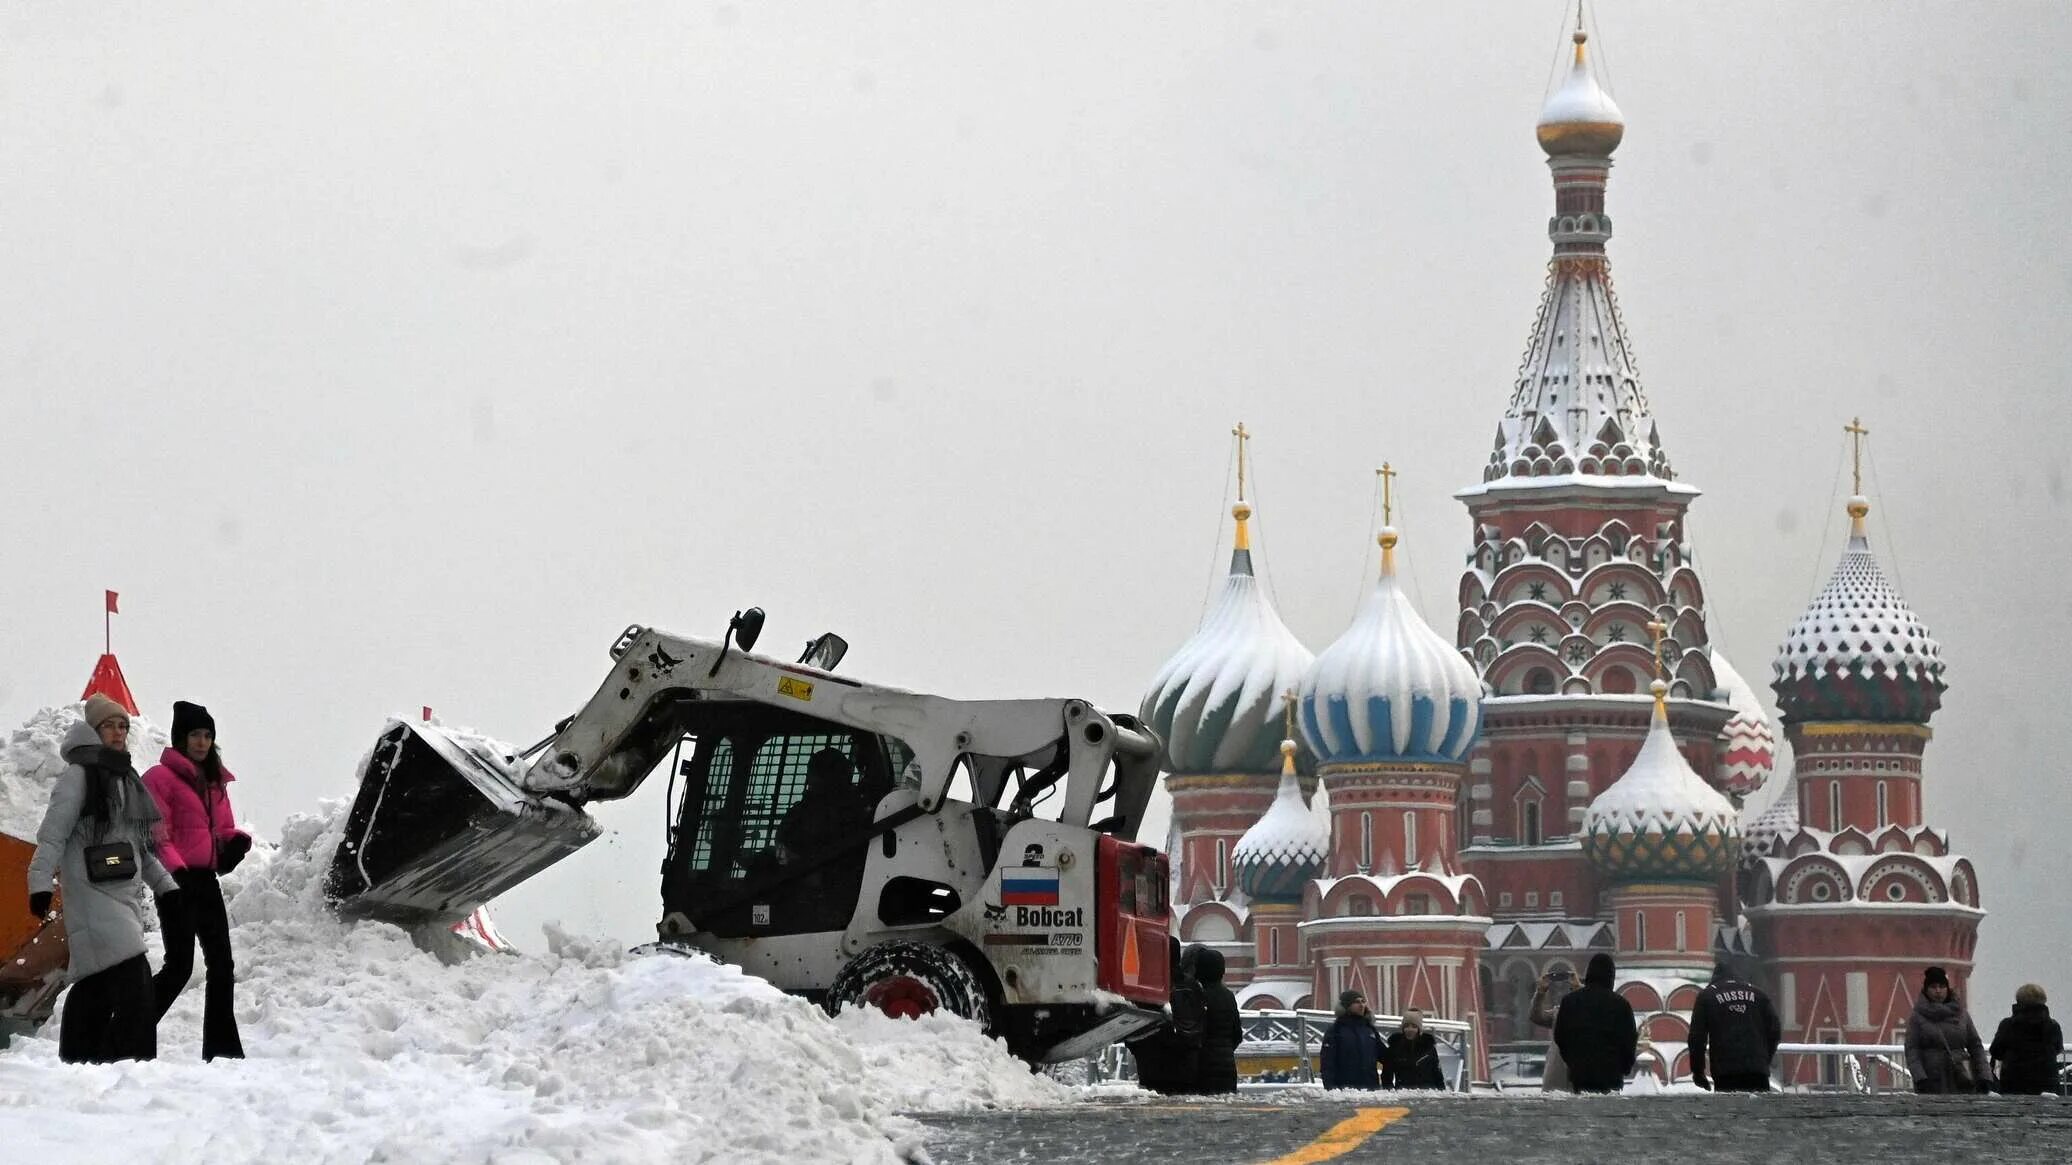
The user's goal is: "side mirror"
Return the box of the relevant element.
[732,607,766,653]
[797,632,848,672]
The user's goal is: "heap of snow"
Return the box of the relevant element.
[0,726,1067,1163]
[1,705,171,841]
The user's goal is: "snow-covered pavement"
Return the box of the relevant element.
[0,720,1067,1164]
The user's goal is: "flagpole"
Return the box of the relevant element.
[104,603,110,655]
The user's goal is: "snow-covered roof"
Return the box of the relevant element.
[1582,684,1739,880]
[1236,977,1313,1009]
[1485,920,1613,952]
[1740,762,1800,861]
[1299,529,1482,766]
[1773,498,1945,724]
[1232,743,1329,902]
[1141,531,1313,775]
[1536,33,1625,156]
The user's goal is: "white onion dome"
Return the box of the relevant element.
[1537,31,1625,157]
[1741,766,1800,863]
[1232,740,1330,904]
[1710,650,1777,801]
[1299,528,1484,767]
[1583,682,1741,882]
[1141,505,1315,774]
[1772,496,1946,725]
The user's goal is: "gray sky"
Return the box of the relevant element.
[3,3,2066,1014]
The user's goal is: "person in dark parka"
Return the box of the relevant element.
[1988,983,2063,1096]
[1126,937,1204,1094]
[1905,965,1991,1094]
[1687,962,1782,1092]
[1552,952,1637,1093]
[1382,1008,1448,1090]
[1187,945,1241,1094]
[1318,989,1383,1090]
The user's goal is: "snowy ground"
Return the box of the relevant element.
[0,708,1067,1165]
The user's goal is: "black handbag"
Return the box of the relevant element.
[83,840,138,884]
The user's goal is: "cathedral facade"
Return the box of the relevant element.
[1140,28,1979,1087]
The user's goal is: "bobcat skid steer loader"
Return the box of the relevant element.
[327,613,1172,1062]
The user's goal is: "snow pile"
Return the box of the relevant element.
[0,769,1067,1162]
[0,705,170,841]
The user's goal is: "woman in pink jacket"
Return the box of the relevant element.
[142,700,251,1060]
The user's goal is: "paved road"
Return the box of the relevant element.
[914,1092,2072,1164]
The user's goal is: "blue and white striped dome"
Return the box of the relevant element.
[1299,529,1484,767]
[1142,528,1314,776]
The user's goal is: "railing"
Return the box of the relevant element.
[1776,1043,1911,1094]
[1072,1009,1478,1092]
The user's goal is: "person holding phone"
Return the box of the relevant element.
[1531,968,1573,1091]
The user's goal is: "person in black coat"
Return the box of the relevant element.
[1989,983,2064,1096]
[1318,990,1383,1090]
[1382,1008,1448,1090]
[1187,945,1241,1094]
[1552,952,1637,1094]
[1687,962,1782,1092]
[1126,937,1205,1095]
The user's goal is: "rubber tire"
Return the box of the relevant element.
[826,940,995,1029]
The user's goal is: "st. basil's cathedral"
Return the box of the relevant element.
[1138,25,1979,1087]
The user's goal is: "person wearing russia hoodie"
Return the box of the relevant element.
[26,694,182,1063]
[143,700,251,1060]
[1687,962,1782,1092]
[1988,983,2064,1095]
[1904,965,1991,1093]
[1318,990,1383,1090]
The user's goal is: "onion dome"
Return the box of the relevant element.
[1141,463,1314,774]
[1583,681,1741,881]
[1772,495,1946,725]
[1233,739,1329,904]
[1710,650,1776,802]
[1741,766,1800,862]
[1300,523,1483,766]
[1537,30,1624,157]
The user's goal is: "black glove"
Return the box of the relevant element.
[29,890,52,921]
[217,833,253,874]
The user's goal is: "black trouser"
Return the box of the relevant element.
[153,867,244,1060]
[1713,1073,1772,1092]
[58,954,156,1064]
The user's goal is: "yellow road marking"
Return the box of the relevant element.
[1259,1107,1410,1165]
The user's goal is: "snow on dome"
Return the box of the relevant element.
[1,704,172,841]
[1300,532,1483,767]
[1710,650,1776,801]
[1741,763,1800,863]
[1232,742,1329,904]
[1583,685,1740,881]
[1537,32,1625,157]
[1141,544,1313,775]
[1772,499,1945,725]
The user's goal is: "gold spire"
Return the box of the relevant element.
[1646,618,1670,717]
[1844,417,1871,537]
[1376,463,1400,577]
[1232,421,1254,551]
[1279,688,1299,775]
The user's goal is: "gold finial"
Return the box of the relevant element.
[1231,422,1254,550]
[1646,619,1670,717]
[1376,464,1400,576]
[1573,8,1588,62]
[1279,689,1299,775]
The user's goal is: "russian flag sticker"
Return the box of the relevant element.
[1000,867,1060,906]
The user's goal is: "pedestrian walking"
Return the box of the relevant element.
[1988,984,2063,1096]
[1381,1008,1447,1090]
[1552,952,1638,1094]
[1126,937,1203,1095]
[1904,965,1991,1094]
[1318,989,1383,1090]
[1687,962,1782,1092]
[142,701,250,1060]
[25,695,181,1063]
[1529,969,1571,1092]
[1186,945,1240,1094]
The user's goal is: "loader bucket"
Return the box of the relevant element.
[327,720,601,927]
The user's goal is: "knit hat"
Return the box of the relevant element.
[1339,989,1366,1008]
[1923,965,1950,990]
[82,693,130,732]
[171,700,217,743]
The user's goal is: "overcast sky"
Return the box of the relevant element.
[3,3,2066,1013]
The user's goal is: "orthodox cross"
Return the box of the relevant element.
[1646,619,1669,681]
[1377,462,1396,525]
[1282,687,1299,739]
[1844,416,1868,495]
[1232,421,1251,502]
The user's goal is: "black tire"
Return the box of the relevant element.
[826,940,995,1029]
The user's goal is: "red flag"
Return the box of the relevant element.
[105,590,119,615]
[423,706,434,722]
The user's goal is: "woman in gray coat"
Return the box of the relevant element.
[1904,965,1991,1094]
[26,695,180,1063]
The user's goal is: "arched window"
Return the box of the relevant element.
[1523,801,1543,847]
[1675,910,1688,952]
[1634,911,1648,951]
[1269,927,1281,965]
[1601,668,1637,695]
[1876,782,1889,828]
[1829,782,1843,831]
[1360,813,1374,871]
[1526,667,1557,695]
[1404,812,1418,867]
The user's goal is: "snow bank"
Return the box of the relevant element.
[0,731,1068,1163]
[0,705,170,841]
